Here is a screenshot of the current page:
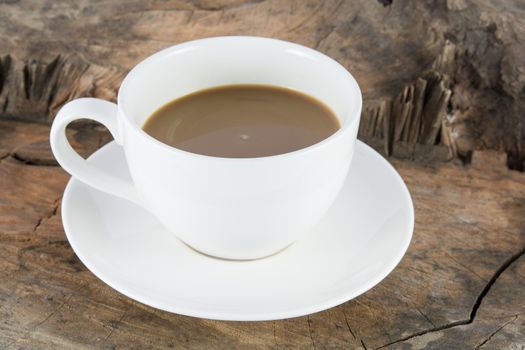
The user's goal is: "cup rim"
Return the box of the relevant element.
[118,36,362,161]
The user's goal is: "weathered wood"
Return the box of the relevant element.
[1,0,525,348]
[0,0,524,168]
[1,120,524,349]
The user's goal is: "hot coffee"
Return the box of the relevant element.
[142,84,340,158]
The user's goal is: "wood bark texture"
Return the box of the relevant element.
[0,0,524,168]
[1,0,525,349]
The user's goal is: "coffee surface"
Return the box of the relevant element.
[142,85,340,158]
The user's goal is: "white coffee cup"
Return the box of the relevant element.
[50,36,362,260]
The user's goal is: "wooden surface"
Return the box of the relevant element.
[1,120,525,349]
[1,0,525,349]
[0,0,524,168]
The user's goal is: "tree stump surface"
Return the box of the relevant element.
[1,1,524,349]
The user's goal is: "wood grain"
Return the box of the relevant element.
[1,0,524,348]
[1,119,524,349]
[0,0,524,168]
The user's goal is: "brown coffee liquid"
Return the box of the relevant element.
[142,84,340,158]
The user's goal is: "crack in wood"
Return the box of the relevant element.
[377,0,393,7]
[360,73,451,158]
[273,320,277,347]
[2,96,8,112]
[191,0,266,12]
[4,294,73,348]
[0,55,10,96]
[11,152,57,166]
[44,56,62,113]
[475,315,518,349]
[441,249,487,282]
[35,295,72,328]
[314,25,335,50]
[376,245,525,349]
[306,315,317,350]
[342,307,370,348]
[0,140,60,166]
[0,152,10,162]
[32,197,61,233]
[415,307,435,328]
[101,309,128,345]
[22,63,31,100]
[342,309,357,340]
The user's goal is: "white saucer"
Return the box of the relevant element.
[62,141,413,321]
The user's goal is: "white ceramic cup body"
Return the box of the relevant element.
[51,37,362,260]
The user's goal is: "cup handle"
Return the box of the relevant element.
[50,98,141,205]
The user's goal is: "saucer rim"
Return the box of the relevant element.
[62,140,414,321]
